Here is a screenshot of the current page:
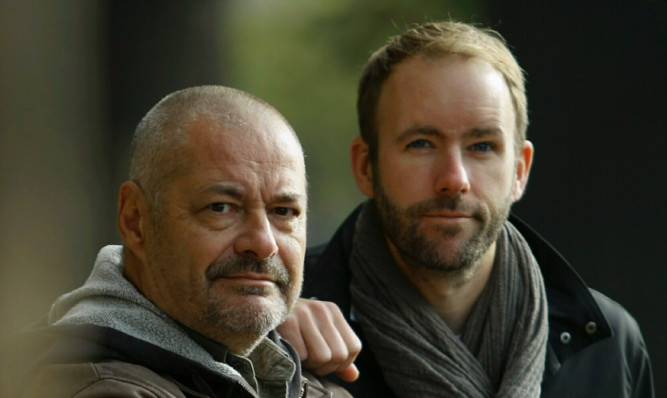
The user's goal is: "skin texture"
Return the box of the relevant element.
[278,54,533,376]
[119,114,308,356]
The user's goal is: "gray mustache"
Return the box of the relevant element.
[205,256,290,287]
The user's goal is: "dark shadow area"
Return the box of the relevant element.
[106,0,227,186]
[491,2,665,395]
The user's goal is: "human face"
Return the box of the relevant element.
[139,115,307,346]
[356,55,532,277]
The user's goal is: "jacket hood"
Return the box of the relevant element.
[48,245,241,380]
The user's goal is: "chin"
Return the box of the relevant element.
[221,295,288,334]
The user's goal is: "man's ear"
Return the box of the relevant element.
[350,136,374,198]
[512,140,534,202]
[118,181,149,263]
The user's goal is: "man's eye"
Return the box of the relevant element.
[209,203,231,213]
[471,142,494,152]
[406,139,432,149]
[272,207,297,217]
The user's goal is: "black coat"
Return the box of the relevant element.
[302,206,654,397]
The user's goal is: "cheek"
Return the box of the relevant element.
[378,158,433,198]
[470,164,515,200]
[173,230,235,280]
[277,234,306,278]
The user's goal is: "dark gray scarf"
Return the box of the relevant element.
[349,202,548,397]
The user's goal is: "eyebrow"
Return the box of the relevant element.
[397,125,505,140]
[397,125,441,141]
[203,184,305,204]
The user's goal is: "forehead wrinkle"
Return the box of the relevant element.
[273,191,307,205]
[183,120,306,195]
[202,182,303,198]
[202,184,243,199]
[197,158,305,193]
[199,181,305,208]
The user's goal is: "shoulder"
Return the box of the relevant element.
[591,290,640,332]
[589,289,651,362]
[302,207,362,306]
[305,205,362,268]
[543,289,654,398]
[20,360,190,398]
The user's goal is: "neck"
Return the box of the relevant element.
[389,242,496,335]
[185,324,264,358]
[211,331,264,357]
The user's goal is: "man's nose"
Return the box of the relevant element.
[434,151,471,196]
[234,212,279,260]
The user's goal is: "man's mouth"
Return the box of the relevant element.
[223,272,275,283]
[423,210,469,218]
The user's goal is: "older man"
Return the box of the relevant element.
[278,22,654,397]
[2,86,348,397]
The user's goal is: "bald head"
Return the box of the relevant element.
[129,85,301,216]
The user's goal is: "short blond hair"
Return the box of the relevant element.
[357,21,527,162]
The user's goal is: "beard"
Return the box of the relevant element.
[373,180,512,278]
[143,217,302,351]
[202,256,294,335]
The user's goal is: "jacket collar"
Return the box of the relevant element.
[508,214,612,374]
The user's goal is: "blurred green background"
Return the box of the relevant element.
[1,1,664,395]
[224,0,487,245]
